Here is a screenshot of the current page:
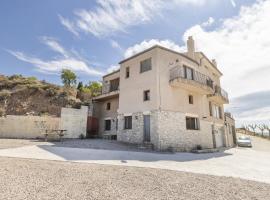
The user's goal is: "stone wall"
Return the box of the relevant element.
[224,114,236,147]
[156,110,214,151]
[117,112,144,144]
[60,106,88,138]
[0,115,60,139]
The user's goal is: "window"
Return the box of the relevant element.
[140,58,152,73]
[218,106,223,119]
[124,116,132,129]
[209,102,212,116]
[212,104,222,119]
[143,90,150,101]
[186,117,199,130]
[105,120,111,131]
[106,102,111,110]
[184,65,194,80]
[188,95,193,104]
[126,67,130,78]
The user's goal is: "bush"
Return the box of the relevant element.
[0,90,11,100]
[28,76,37,81]
[8,74,22,80]
[0,108,5,117]
[79,134,85,140]
[46,88,57,97]
[196,145,202,150]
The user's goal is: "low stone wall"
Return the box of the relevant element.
[0,115,60,139]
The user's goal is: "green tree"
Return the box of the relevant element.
[61,69,77,87]
[87,81,102,97]
[77,81,83,92]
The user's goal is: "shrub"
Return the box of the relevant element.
[46,88,57,97]
[28,76,37,81]
[196,145,202,150]
[79,133,85,140]
[8,74,22,80]
[0,90,11,101]
[0,108,5,117]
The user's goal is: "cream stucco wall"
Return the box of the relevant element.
[96,43,230,151]
[0,115,60,139]
[94,96,119,136]
[118,48,159,114]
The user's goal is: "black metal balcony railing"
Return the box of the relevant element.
[214,85,229,102]
[170,65,229,102]
[102,82,119,94]
[170,65,214,89]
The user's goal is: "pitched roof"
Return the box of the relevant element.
[118,45,199,65]
[198,52,223,76]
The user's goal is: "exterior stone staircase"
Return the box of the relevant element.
[138,142,154,150]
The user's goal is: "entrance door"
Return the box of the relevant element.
[143,115,150,142]
[215,128,224,148]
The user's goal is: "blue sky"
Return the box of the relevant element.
[0,0,251,83]
[0,0,269,126]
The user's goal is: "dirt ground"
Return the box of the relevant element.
[0,157,269,200]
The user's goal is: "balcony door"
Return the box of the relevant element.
[109,78,119,92]
[184,65,194,80]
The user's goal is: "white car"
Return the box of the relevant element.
[237,136,252,147]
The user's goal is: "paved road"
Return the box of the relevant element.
[237,133,270,152]
[0,145,270,184]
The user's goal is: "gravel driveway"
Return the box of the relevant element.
[0,157,269,200]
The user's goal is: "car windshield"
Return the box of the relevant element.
[239,136,250,140]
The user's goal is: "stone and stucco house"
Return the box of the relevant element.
[91,36,236,151]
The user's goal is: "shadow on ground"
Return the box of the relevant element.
[37,142,232,163]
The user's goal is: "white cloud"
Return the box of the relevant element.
[201,17,215,27]
[124,39,183,58]
[40,36,69,58]
[182,0,270,99]
[107,65,120,73]
[110,40,123,51]
[60,0,213,37]
[8,38,103,76]
[58,15,79,37]
[230,0,236,7]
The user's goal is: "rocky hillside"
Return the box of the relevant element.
[0,74,83,117]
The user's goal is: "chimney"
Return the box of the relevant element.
[212,59,217,67]
[187,36,195,59]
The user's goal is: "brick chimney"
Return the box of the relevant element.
[187,36,195,59]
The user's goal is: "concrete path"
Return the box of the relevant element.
[0,145,270,184]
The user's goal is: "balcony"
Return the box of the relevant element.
[208,85,229,104]
[102,82,119,94]
[169,65,214,94]
[93,78,119,101]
